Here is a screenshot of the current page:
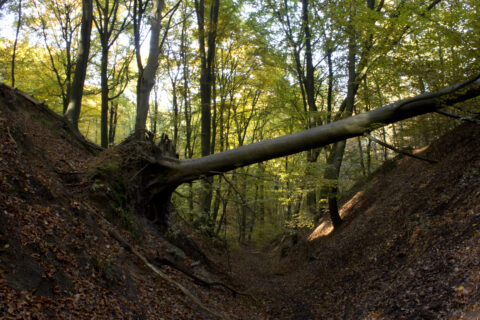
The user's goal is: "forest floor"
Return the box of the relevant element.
[0,83,480,320]
[225,115,480,319]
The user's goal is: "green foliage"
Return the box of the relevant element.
[1,0,479,246]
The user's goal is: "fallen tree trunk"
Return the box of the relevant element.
[153,75,480,187]
[4,76,480,228]
[131,74,480,226]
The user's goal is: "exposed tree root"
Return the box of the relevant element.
[156,255,256,300]
[81,203,228,319]
[107,228,228,319]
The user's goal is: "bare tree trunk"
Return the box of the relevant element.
[134,0,165,136]
[357,136,366,176]
[195,0,220,214]
[152,83,160,137]
[11,0,22,88]
[323,21,357,228]
[108,102,118,145]
[64,0,93,130]
[161,75,480,187]
[100,46,109,147]
[125,76,480,227]
[367,139,372,175]
[94,0,130,148]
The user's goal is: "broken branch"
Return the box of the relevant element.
[364,133,437,164]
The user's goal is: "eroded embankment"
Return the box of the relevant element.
[226,120,480,320]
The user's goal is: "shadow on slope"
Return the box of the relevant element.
[292,121,480,319]
[0,83,262,319]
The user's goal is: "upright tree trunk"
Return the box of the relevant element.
[11,0,22,88]
[357,136,366,176]
[323,20,358,228]
[100,46,109,147]
[301,0,320,216]
[195,0,220,214]
[108,102,118,145]
[94,0,128,148]
[134,0,165,136]
[64,0,93,130]
[172,82,179,146]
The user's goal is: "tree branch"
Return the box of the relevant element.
[435,109,480,124]
[363,133,437,164]
[162,75,480,185]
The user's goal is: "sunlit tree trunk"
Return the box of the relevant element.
[94,0,130,148]
[11,0,22,88]
[134,0,165,136]
[65,0,93,130]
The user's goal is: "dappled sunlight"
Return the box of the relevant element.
[413,145,429,154]
[308,190,366,241]
[308,219,333,240]
[341,190,366,213]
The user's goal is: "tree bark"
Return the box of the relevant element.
[150,75,480,189]
[134,0,165,136]
[195,0,220,214]
[94,0,129,148]
[11,0,22,88]
[127,75,480,228]
[108,102,118,145]
[64,0,93,130]
[322,19,358,227]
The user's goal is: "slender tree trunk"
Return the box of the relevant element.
[134,0,165,136]
[326,48,334,124]
[100,46,109,147]
[108,102,118,145]
[94,0,129,148]
[357,136,366,176]
[381,127,388,161]
[11,0,22,88]
[152,83,159,137]
[367,139,372,175]
[195,0,220,213]
[301,0,320,216]
[65,0,93,130]
[322,22,357,228]
[172,82,179,146]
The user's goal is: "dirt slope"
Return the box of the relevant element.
[228,119,480,319]
[0,84,263,319]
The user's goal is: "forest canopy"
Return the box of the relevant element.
[0,0,479,243]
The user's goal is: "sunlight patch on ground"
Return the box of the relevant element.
[341,189,366,213]
[413,146,429,154]
[308,220,333,240]
[308,190,366,241]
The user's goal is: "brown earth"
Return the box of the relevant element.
[1,83,480,320]
[0,84,264,319]
[227,115,480,319]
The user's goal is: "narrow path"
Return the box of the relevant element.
[229,247,317,320]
